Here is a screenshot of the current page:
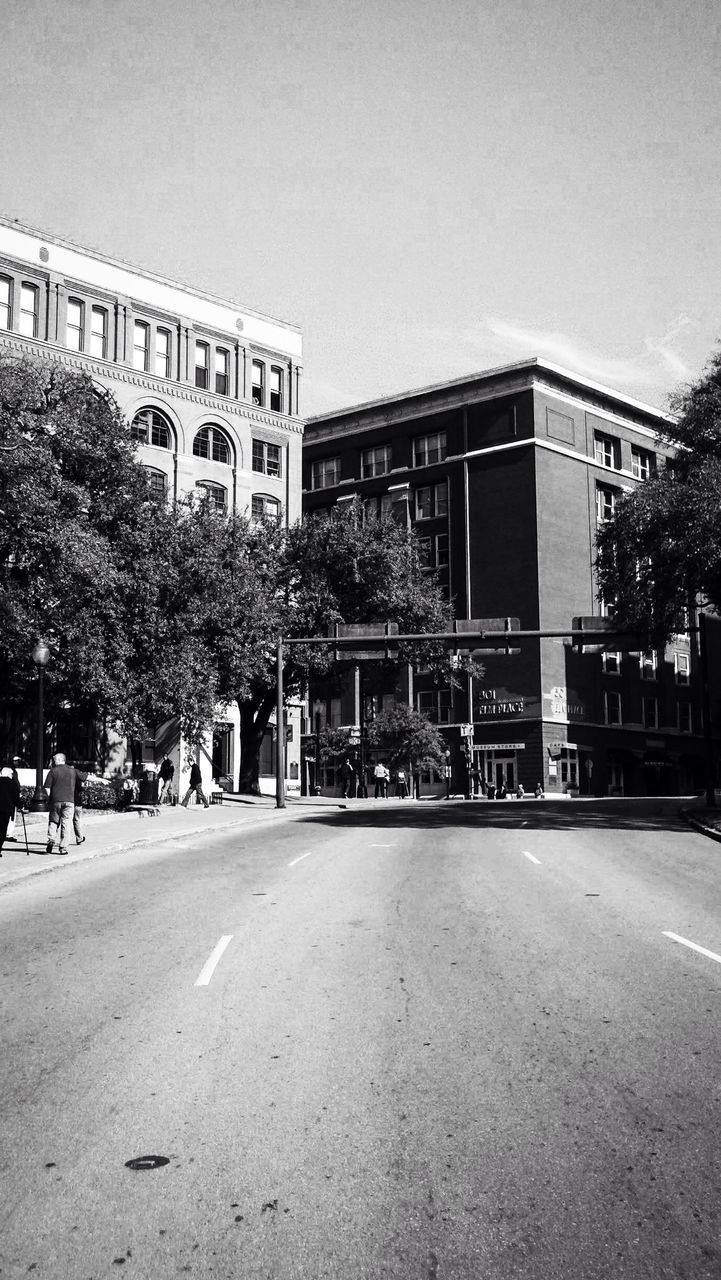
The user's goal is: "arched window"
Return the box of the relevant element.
[193,424,232,465]
[252,493,281,524]
[130,408,173,449]
[146,468,168,502]
[196,481,228,514]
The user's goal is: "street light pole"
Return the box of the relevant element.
[276,638,285,810]
[30,641,50,813]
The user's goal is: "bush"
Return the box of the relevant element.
[18,778,116,810]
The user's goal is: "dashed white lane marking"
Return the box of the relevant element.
[663,932,721,965]
[288,850,314,867]
[371,843,395,847]
[195,935,233,986]
[523,851,541,865]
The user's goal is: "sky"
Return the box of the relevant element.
[1,0,719,417]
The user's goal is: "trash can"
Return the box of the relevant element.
[138,775,159,805]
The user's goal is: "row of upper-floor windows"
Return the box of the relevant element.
[146,467,281,523]
[602,649,691,682]
[311,431,448,489]
[129,407,283,476]
[603,689,694,732]
[0,274,289,411]
[311,427,658,493]
[594,431,655,480]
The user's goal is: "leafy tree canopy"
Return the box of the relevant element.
[596,349,721,639]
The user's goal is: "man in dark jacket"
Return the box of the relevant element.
[0,765,21,856]
[182,761,209,808]
[44,753,79,855]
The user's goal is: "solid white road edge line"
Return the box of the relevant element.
[288,850,314,867]
[663,931,721,965]
[195,935,233,986]
[523,851,541,865]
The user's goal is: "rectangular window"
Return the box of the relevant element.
[155,328,171,378]
[90,306,107,359]
[252,360,264,405]
[0,277,11,329]
[66,298,84,351]
[361,444,392,478]
[418,532,449,570]
[133,320,150,371]
[269,366,283,412]
[594,432,620,469]
[415,481,448,520]
[641,650,658,679]
[596,484,617,523]
[252,440,282,478]
[674,651,690,684]
[643,695,658,729]
[215,347,229,396]
[195,341,209,389]
[417,689,452,724]
[678,702,692,734]
[605,690,622,725]
[603,651,621,674]
[311,457,341,490]
[413,431,447,468]
[19,283,38,338]
[631,446,654,480]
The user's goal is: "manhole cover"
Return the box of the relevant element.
[125,1155,170,1170]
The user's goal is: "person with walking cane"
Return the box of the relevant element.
[0,764,21,857]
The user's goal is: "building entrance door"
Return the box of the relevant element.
[478,749,516,793]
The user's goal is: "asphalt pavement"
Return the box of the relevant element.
[2,794,721,1279]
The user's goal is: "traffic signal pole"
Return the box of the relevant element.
[275,620,716,809]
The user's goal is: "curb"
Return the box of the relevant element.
[679,806,721,845]
[0,805,306,893]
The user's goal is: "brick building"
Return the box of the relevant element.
[0,216,304,793]
[302,359,712,798]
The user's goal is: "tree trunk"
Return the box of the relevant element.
[237,691,276,795]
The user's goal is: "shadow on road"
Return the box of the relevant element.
[295,797,693,833]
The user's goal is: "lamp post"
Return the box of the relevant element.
[30,641,50,812]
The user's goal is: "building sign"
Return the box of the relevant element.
[543,686,586,722]
[474,687,525,718]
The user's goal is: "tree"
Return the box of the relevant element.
[0,357,201,760]
[365,703,446,775]
[173,499,464,794]
[596,349,721,639]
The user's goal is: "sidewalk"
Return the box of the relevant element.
[680,797,721,845]
[0,793,344,893]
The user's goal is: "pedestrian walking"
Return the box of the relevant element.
[73,768,87,845]
[373,761,389,798]
[339,757,355,800]
[395,767,408,798]
[182,761,210,808]
[158,754,175,804]
[0,764,21,857]
[3,757,21,842]
[44,753,78,855]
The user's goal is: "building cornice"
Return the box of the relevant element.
[0,334,305,434]
[305,357,672,439]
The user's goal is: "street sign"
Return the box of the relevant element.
[459,723,473,737]
[332,622,400,661]
[452,618,521,656]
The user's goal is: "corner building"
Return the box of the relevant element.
[0,216,304,794]
[303,360,709,798]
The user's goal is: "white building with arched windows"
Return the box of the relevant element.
[0,215,304,795]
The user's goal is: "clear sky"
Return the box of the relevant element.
[1,0,719,416]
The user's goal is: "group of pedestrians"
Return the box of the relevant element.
[0,753,91,858]
[340,757,414,798]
